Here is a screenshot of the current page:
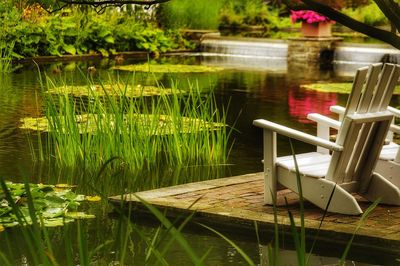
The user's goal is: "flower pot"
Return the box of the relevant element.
[301,21,332,37]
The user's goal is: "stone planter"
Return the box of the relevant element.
[301,21,332,37]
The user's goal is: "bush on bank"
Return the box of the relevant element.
[0,3,193,59]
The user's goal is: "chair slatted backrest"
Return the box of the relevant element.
[326,64,400,186]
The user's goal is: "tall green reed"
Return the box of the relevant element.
[0,41,14,73]
[33,74,230,177]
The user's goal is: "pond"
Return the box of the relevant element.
[0,54,398,264]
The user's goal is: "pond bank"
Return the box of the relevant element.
[14,50,194,64]
[109,172,400,257]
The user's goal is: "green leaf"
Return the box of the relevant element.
[62,44,76,55]
[65,212,95,219]
[43,208,65,218]
[97,48,109,57]
[104,35,114,44]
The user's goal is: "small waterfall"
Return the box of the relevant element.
[334,43,400,76]
[200,38,288,71]
[200,37,400,76]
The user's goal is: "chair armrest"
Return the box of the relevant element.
[253,119,343,152]
[307,113,341,130]
[333,105,400,119]
[330,105,345,116]
[388,106,400,118]
[390,124,400,134]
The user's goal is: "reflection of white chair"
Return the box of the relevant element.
[308,68,400,189]
[253,63,400,215]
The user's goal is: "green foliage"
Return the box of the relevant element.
[219,0,270,28]
[0,181,96,229]
[218,0,295,37]
[0,41,14,73]
[342,2,388,26]
[157,0,224,30]
[29,74,229,173]
[0,6,192,59]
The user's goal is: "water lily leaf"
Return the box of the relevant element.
[43,207,65,218]
[43,218,65,227]
[46,84,183,98]
[30,187,45,199]
[74,195,86,202]
[301,83,400,94]
[43,217,74,227]
[31,199,48,210]
[45,194,67,205]
[113,63,224,73]
[0,182,97,230]
[20,113,225,134]
[55,184,76,189]
[0,225,4,232]
[65,212,95,219]
[37,184,54,193]
[85,195,101,202]
[2,221,18,228]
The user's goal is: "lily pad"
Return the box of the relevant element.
[65,212,95,219]
[47,84,184,98]
[43,217,74,227]
[113,63,224,73]
[0,182,99,230]
[20,113,225,134]
[301,83,400,95]
[86,195,101,202]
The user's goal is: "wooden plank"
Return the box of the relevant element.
[109,173,400,253]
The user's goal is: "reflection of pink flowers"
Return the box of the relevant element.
[288,90,337,124]
[290,10,334,24]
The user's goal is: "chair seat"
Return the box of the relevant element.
[276,152,331,178]
[380,142,399,161]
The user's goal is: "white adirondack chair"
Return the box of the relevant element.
[308,64,400,189]
[253,63,400,215]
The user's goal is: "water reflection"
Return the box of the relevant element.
[0,55,398,264]
[288,88,337,124]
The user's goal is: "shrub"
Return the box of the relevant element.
[0,6,192,59]
[342,2,388,26]
[157,0,223,30]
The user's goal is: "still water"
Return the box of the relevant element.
[0,54,398,264]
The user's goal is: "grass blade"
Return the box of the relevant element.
[199,223,255,266]
[339,199,380,265]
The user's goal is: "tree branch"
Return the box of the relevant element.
[374,0,400,32]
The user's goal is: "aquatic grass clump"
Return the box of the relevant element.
[0,41,14,73]
[31,76,230,173]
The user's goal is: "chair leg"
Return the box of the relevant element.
[277,169,363,215]
[374,160,400,189]
[363,172,400,205]
[263,130,277,205]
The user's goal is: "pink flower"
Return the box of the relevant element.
[290,10,334,24]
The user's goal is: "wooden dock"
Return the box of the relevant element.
[109,172,400,254]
